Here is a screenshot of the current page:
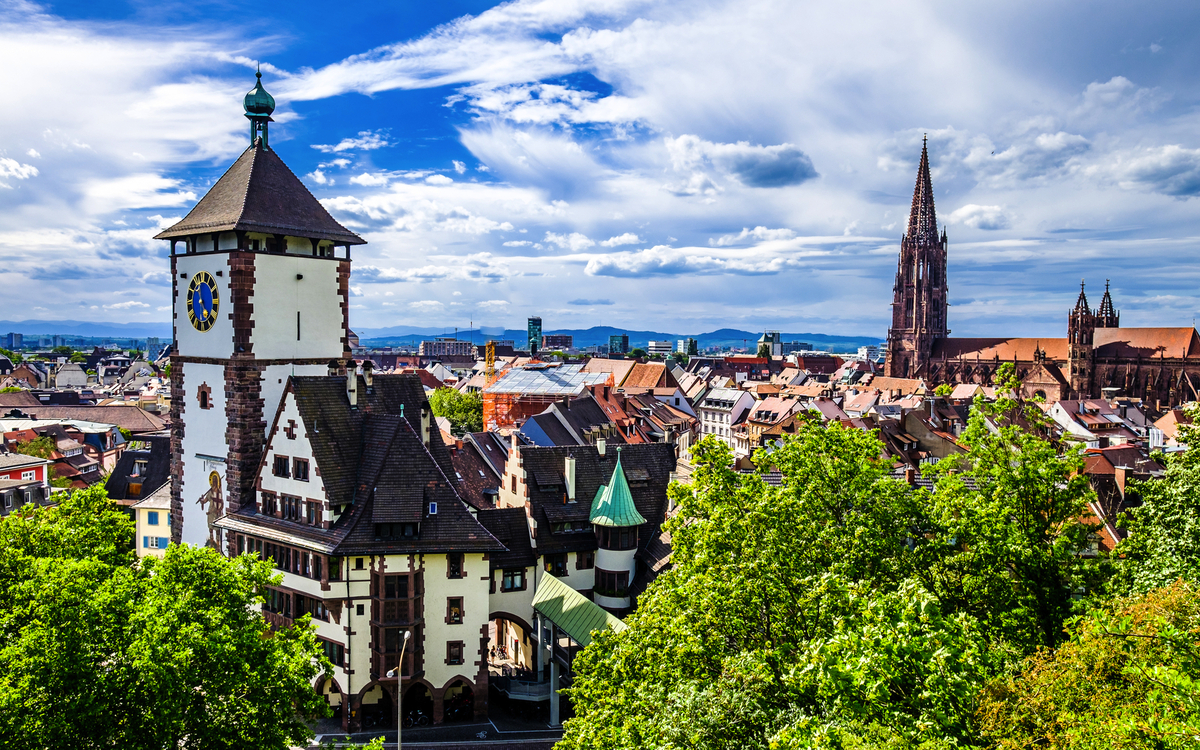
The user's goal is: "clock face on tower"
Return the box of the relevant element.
[186,271,220,332]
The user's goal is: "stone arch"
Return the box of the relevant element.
[440,676,476,723]
[403,680,435,727]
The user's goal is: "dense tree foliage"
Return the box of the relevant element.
[0,486,332,749]
[561,376,1200,749]
[428,387,483,435]
[0,347,23,364]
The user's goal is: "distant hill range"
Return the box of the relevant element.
[357,325,884,354]
[0,319,173,339]
[0,319,884,354]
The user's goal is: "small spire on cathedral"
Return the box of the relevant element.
[907,135,938,241]
[1098,278,1119,327]
[1074,279,1090,313]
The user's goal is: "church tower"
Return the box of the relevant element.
[1067,280,1096,398]
[885,137,949,378]
[156,72,365,550]
[1097,279,1120,329]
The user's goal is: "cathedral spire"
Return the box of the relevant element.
[907,134,938,241]
[1074,279,1090,313]
[1097,279,1119,328]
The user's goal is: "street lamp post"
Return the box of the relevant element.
[385,630,412,750]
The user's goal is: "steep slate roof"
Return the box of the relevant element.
[0,392,39,408]
[449,440,500,509]
[104,434,170,502]
[217,373,502,556]
[589,453,647,527]
[518,443,675,556]
[476,507,536,569]
[621,362,678,390]
[532,573,626,648]
[154,143,365,245]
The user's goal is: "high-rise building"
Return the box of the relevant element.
[527,316,542,356]
[418,338,474,358]
[541,334,572,350]
[677,338,698,356]
[647,340,673,356]
[3,333,21,350]
[608,333,629,355]
[156,71,364,549]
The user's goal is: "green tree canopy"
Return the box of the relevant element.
[628,347,647,359]
[427,387,483,435]
[979,581,1200,749]
[50,345,73,358]
[0,486,332,749]
[0,348,21,364]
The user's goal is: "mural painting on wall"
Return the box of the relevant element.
[198,470,224,550]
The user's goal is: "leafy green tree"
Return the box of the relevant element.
[917,364,1095,652]
[0,348,21,364]
[10,436,57,459]
[978,581,1200,749]
[562,428,981,749]
[670,351,688,365]
[628,347,647,359]
[0,486,332,749]
[69,351,86,363]
[51,345,73,358]
[427,387,483,435]
[0,386,22,393]
[756,342,771,358]
[1112,406,1200,594]
[934,383,954,397]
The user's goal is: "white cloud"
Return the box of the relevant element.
[710,226,796,246]
[425,174,454,185]
[1104,145,1200,197]
[477,299,510,310]
[103,300,150,310]
[307,169,331,185]
[25,149,40,158]
[354,252,516,283]
[503,240,533,247]
[311,130,391,154]
[350,172,389,186]
[664,135,818,196]
[408,300,445,311]
[545,231,595,251]
[0,157,38,184]
[599,232,640,247]
[947,204,1012,230]
[452,160,467,174]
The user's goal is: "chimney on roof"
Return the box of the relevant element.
[327,359,340,378]
[564,456,576,502]
[346,364,358,409]
[904,466,915,485]
[362,359,374,391]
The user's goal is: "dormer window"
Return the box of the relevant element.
[374,523,419,540]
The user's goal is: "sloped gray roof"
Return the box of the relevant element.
[154,143,364,245]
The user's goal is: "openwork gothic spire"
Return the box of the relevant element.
[1097,279,1120,328]
[907,135,939,242]
[1074,279,1090,313]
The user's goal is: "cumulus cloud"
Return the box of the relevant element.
[599,233,640,247]
[584,244,808,277]
[710,226,796,246]
[307,169,332,185]
[665,135,818,196]
[350,172,389,186]
[0,157,38,186]
[477,299,510,310]
[947,204,1012,230]
[312,130,391,153]
[354,252,515,283]
[545,231,595,251]
[425,174,454,185]
[408,300,445,311]
[1106,145,1200,197]
[452,160,467,174]
[103,300,150,310]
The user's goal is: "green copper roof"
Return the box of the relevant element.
[588,452,647,527]
[532,573,626,648]
[244,70,276,116]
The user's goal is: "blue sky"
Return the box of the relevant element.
[2,0,1200,337]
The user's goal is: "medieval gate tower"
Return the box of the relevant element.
[156,72,364,549]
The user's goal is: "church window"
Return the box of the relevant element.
[197,383,212,410]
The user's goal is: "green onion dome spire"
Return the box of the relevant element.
[244,69,275,116]
[243,67,276,148]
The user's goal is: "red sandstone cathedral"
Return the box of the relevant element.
[885,138,1200,408]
